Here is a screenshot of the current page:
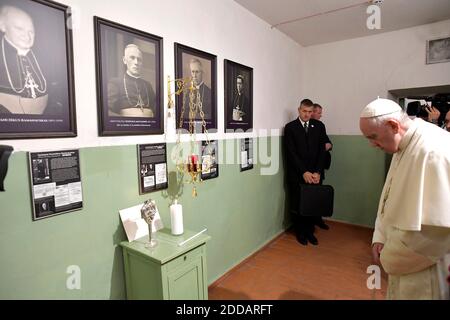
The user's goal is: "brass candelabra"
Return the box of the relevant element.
[167,76,213,197]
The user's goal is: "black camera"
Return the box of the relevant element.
[406,101,428,118]
[406,93,450,125]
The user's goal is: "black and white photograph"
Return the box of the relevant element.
[29,149,83,220]
[137,143,168,194]
[0,0,76,139]
[240,138,254,172]
[175,43,217,131]
[426,37,450,64]
[32,158,49,182]
[34,198,54,217]
[94,17,163,136]
[225,59,253,131]
[201,140,218,180]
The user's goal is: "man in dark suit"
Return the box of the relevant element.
[284,99,327,245]
[183,58,211,121]
[312,103,333,230]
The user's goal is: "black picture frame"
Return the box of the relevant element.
[426,37,450,65]
[137,143,168,194]
[0,0,77,139]
[240,138,254,172]
[28,149,83,221]
[201,140,219,180]
[224,59,253,132]
[174,43,217,132]
[94,17,163,136]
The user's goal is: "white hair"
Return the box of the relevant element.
[190,58,202,67]
[124,44,141,53]
[0,6,32,29]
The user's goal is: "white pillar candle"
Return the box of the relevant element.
[170,200,183,235]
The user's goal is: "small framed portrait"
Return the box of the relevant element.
[174,43,217,132]
[0,0,77,139]
[224,59,253,131]
[426,37,450,64]
[94,17,163,136]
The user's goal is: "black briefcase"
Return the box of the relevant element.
[299,184,334,217]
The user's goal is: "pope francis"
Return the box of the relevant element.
[360,98,450,300]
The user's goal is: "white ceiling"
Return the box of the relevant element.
[234,0,450,46]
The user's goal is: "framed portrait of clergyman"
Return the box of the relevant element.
[0,0,77,139]
[174,43,217,132]
[224,59,253,132]
[94,17,163,136]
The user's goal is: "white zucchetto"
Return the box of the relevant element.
[360,98,402,118]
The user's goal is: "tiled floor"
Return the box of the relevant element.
[209,220,388,300]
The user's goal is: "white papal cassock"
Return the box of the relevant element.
[372,118,450,299]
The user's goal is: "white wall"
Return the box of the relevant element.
[304,19,450,135]
[4,0,305,151]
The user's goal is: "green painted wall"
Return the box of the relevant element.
[324,135,387,227]
[0,135,385,299]
[0,137,289,299]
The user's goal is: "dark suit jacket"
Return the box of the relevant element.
[284,118,327,186]
[323,124,332,171]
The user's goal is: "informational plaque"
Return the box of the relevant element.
[137,143,168,194]
[240,138,254,172]
[28,150,83,220]
[201,140,219,180]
